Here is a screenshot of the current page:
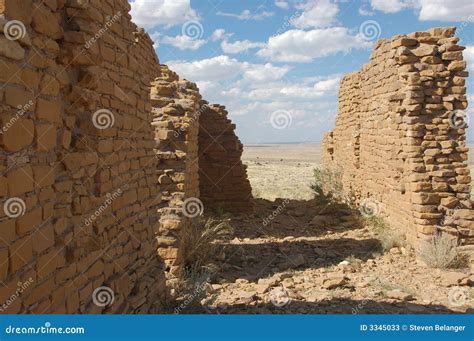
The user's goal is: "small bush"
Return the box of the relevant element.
[418,234,461,269]
[183,217,233,271]
[311,167,343,200]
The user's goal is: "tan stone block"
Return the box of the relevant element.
[7,165,34,196]
[5,86,34,108]
[37,98,61,123]
[31,4,63,39]
[9,236,33,272]
[32,224,54,254]
[0,248,8,280]
[0,219,15,246]
[16,207,42,236]
[0,0,32,23]
[32,165,55,188]
[36,124,57,151]
[40,74,60,96]
[411,193,439,205]
[0,118,34,152]
[0,37,25,60]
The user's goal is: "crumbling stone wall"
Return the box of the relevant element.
[323,27,473,267]
[0,0,253,313]
[198,104,254,214]
[150,65,202,288]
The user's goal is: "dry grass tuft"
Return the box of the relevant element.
[183,217,233,271]
[418,234,465,269]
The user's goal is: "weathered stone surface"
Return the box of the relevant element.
[322,27,472,262]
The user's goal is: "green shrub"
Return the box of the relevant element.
[311,167,343,200]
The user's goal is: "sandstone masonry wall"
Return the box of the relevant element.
[198,104,254,214]
[150,65,201,288]
[323,27,474,266]
[0,0,252,313]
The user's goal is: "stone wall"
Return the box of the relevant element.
[0,0,252,313]
[323,27,474,267]
[150,65,201,288]
[198,103,254,214]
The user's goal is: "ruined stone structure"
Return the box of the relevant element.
[0,0,252,313]
[199,104,254,214]
[323,27,474,267]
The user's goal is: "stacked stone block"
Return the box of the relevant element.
[0,0,166,313]
[150,65,201,287]
[323,27,474,267]
[0,0,253,313]
[198,104,254,213]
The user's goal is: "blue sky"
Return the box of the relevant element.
[129,0,474,144]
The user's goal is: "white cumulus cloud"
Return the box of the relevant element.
[160,35,207,50]
[221,40,266,54]
[216,9,275,20]
[275,0,289,9]
[130,0,199,28]
[257,27,370,62]
[292,0,339,29]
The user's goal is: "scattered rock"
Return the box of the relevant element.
[441,272,467,287]
[386,289,414,301]
[322,274,348,289]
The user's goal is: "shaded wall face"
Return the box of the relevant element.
[0,0,166,313]
[198,104,254,214]
[323,27,473,257]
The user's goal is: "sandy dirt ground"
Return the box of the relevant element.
[242,143,321,201]
[174,143,474,314]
